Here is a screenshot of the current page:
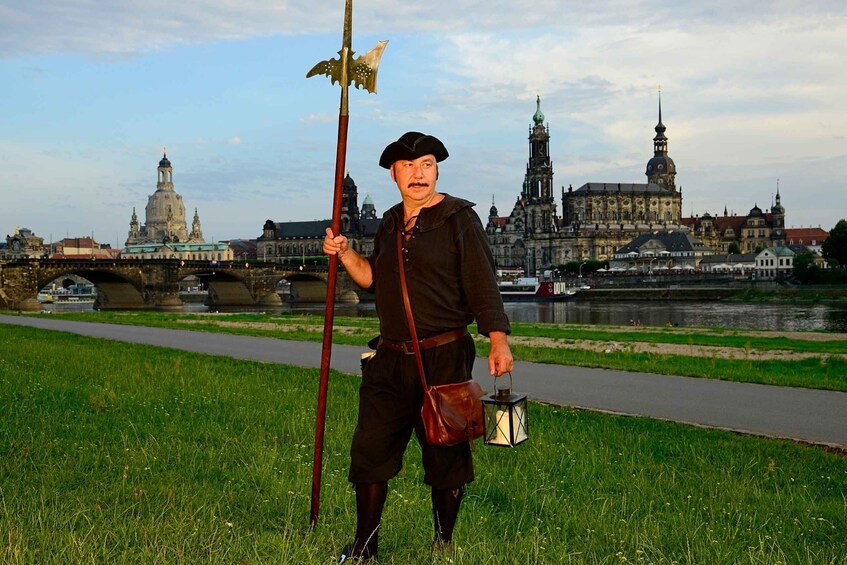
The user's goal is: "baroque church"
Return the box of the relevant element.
[257,173,380,263]
[126,153,204,246]
[487,96,787,275]
[123,153,232,261]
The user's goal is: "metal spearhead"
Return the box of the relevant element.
[307,0,387,101]
[307,41,387,94]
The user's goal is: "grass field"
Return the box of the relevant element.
[1,324,845,563]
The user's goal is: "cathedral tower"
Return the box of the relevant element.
[523,96,557,236]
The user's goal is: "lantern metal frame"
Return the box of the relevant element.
[481,372,528,448]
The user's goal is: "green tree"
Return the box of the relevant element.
[727,241,741,254]
[821,219,847,268]
[793,253,822,284]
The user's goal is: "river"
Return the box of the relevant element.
[43,298,847,332]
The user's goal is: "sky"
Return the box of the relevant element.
[2,0,845,246]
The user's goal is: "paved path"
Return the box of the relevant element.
[3,315,845,448]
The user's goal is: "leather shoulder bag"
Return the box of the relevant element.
[395,228,484,447]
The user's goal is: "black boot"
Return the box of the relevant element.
[431,486,463,549]
[339,481,387,562]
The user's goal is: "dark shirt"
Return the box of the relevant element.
[365,194,511,341]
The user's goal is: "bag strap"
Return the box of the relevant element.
[395,227,430,392]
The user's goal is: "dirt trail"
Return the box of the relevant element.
[508,335,845,361]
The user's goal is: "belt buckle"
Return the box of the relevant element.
[401,340,415,355]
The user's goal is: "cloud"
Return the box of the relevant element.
[227,136,242,145]
[4,1,844,58]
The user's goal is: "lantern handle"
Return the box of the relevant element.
[492,371,514,397]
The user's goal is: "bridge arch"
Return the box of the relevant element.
[35,266,146,309]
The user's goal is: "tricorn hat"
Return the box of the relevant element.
[378,132,449,169]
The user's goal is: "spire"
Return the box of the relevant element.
[658,89,663,127]
[653,90,667,153]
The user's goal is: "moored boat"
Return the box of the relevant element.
[498,277,576,301]
[38,284,97,304]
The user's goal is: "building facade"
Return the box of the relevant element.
[609,230,712,273]
[755,246,795,280]
[682,195,786,255]
[785,227,828,257]
[121,241,233,262]
[2,227,44,259]
[257,173,380,263]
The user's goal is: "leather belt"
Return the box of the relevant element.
[378,327,468,355]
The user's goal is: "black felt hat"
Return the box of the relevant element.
[378,132,449,169]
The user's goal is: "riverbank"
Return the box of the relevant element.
[577,284,847,302]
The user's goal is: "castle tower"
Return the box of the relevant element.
[361,194,377,220]
[645,92,677,189]
[341,172,361,234]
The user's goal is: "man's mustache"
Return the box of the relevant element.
[408,182,429,188]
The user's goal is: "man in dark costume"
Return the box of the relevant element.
[324,132,513,562]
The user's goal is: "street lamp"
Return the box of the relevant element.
[578,261,586,278]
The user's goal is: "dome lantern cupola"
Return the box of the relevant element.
[532,95,545,126]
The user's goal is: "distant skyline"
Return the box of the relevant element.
[2,1,845,246]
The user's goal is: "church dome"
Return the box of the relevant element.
[645,154,676,176]
[146,190,186,222]
[363,194,374,206]
[159,153,171,168]
[748,204,763,217]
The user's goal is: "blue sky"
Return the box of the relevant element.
[2,1,845,246]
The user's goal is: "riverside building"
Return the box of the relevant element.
[257,173,379,264]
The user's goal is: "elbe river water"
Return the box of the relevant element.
[45,299,847,332]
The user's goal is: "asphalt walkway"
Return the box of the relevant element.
[3,315,845,448]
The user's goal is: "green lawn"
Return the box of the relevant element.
[1,325,845,563]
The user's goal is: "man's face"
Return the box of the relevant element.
[390,154,438,206]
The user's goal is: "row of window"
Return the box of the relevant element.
[573,211,676,222]
[757,258,792,267]
[126,253,225,261]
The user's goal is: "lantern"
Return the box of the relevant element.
[481,374,528,448]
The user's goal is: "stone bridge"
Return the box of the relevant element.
[0,259,363,311]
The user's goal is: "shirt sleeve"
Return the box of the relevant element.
[455,208,511,336]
